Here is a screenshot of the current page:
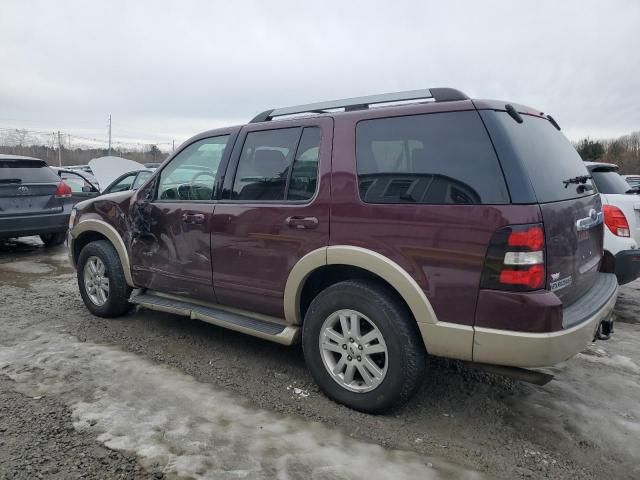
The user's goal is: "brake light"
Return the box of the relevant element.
[54,181,72,198]
[603,205,630,237]
[507,226,544,250]
[499,265,545,289]
[480,223,546,291]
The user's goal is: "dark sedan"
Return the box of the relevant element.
[0,154,73,246]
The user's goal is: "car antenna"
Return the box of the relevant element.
[505,104,523,124]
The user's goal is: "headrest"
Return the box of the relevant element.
[253,149,288,177]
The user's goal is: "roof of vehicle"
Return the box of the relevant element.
[181,88,550,151]
[0,153,43,162]
[248,88,548,123]
[584,161,619,172]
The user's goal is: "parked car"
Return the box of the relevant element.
[53,165,154,196]
[0,154,73,246]
[585,162,640,284]
[89,156,148,193]
[67,88,617,412]
[51,167,101,198]
[102,170,153,194]
[622,174,640,189]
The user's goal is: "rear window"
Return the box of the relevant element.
[591,169,630,194]
[0,160,59,183]
[488,113,594,203]
[356,111,509,204]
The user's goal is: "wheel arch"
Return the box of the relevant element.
[70,220,134,287]
[285,246,474,361]
[285,246,438,326]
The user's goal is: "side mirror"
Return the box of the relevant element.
[82,185,93,193]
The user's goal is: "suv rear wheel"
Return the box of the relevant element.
[302,280,426,413]
[77,240,131,318]
[40,232,66,247]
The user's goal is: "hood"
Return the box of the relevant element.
[88,156,146,192]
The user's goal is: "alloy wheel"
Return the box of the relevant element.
[318,309,388,393]
[83,256,109,306]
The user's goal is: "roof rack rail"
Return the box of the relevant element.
[249,87,468,123]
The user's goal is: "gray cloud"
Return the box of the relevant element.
[1,0,639,145]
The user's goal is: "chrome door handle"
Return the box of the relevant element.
[285,216,318,229]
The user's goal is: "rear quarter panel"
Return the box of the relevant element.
[330,112,542,326]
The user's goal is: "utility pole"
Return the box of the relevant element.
[108,114,112,156]
[172,139,175,153]
[57,130,62,167]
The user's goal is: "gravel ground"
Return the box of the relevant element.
[1,237,639,479]
[0,377,162,480]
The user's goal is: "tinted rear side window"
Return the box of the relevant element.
[356,111,509,204]
[486,112,594,203]
[232,128,301,201]
[0,160,59,183]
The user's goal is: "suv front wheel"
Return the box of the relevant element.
[77,240,132,318]
[302,280,426,413]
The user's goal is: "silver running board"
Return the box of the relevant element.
[130,291,299,346]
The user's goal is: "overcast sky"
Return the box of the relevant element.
[1,0,639,147]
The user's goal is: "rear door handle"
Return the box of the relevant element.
[182,212,205,225]
[285,216,319,229]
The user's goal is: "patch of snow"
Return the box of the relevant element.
[0,330,482,480]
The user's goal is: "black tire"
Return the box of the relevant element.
[302,280,426,413]
[77,240,132,318]
[40,231,66,247]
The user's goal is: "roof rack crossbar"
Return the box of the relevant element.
[249,87,468,123]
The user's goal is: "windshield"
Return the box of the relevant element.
[591,170,633,194]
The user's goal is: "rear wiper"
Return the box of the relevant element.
[0,178,22,184]
[562,175,592,188]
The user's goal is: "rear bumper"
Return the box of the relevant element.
[0,211,69,238]
[473,273,618,368]
[614,249,640,285]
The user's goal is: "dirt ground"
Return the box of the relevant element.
[0,237,638,479]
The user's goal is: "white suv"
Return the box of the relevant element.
[586,162,640,284]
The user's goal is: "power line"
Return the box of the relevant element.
[0,126,175,152]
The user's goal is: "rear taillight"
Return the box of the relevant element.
[480,223,546,291]
[54,181,72,198]
[603,205,630,237]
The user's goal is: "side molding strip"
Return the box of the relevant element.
[70,219,134,287]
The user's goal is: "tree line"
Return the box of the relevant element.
[575,131,640,173]
[0,144,168,167]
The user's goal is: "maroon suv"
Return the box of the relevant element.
[68,88,617,412]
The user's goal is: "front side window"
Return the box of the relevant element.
[231,127,321,201]
[132,170,151,190]
[107,173,136,193]
[356,111,510,204]
[157,135,229,201]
